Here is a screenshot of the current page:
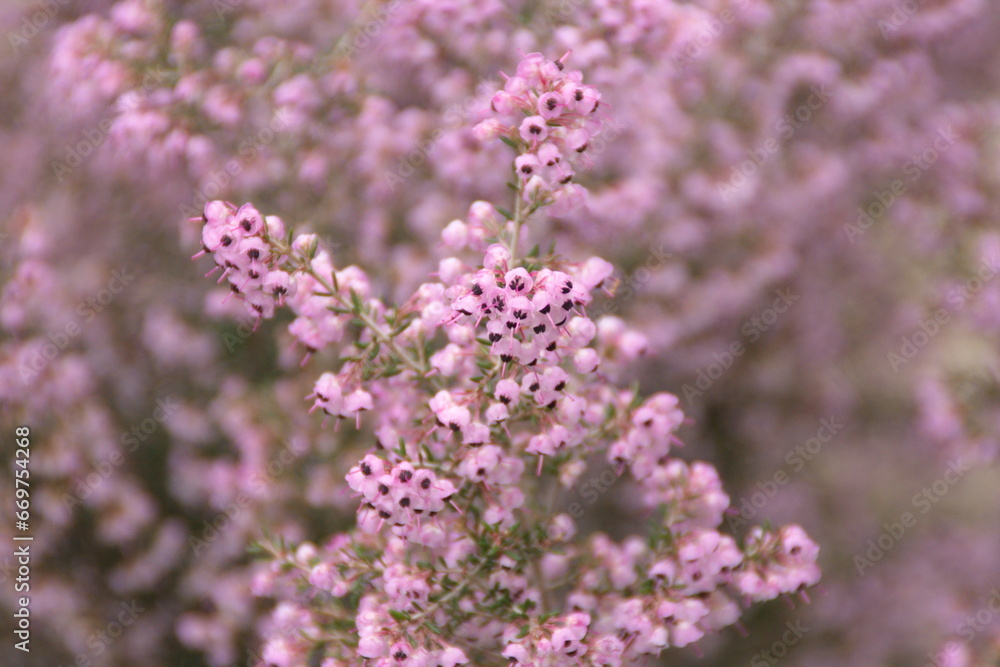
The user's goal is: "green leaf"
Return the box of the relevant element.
[388,609,411,622]
[499,136,518,150]
[495,206,514,221]
[349,288,363,313]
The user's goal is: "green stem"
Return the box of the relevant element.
[297,259,429,377]
[532,556,551,616]
[508,178,526,266]
[410,558,489,626]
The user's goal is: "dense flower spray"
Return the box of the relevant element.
[4,0,998,664]
[193,53,819,666]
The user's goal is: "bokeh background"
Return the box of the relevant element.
[2,0,1000,665]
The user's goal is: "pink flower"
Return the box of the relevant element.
[473,117,507,141]
[538,91,566,119]
[310,372,343,415]
[495,378,521,405]
[485,402,509,423]
[574,347,600,373]
[438,646,469,666]
[519,115,549,143]
[515,153,542,179]
[234,203,264,235]
[441,219,468,249]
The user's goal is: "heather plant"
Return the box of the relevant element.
[4,1,1000,666]
[191,53,820,666]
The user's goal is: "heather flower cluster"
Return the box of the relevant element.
[196,201,292,322]
[474,52,602,214]
[192,53,820,666]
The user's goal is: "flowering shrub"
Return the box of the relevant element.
[4,0,1000,666]
[191,54,820,665]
